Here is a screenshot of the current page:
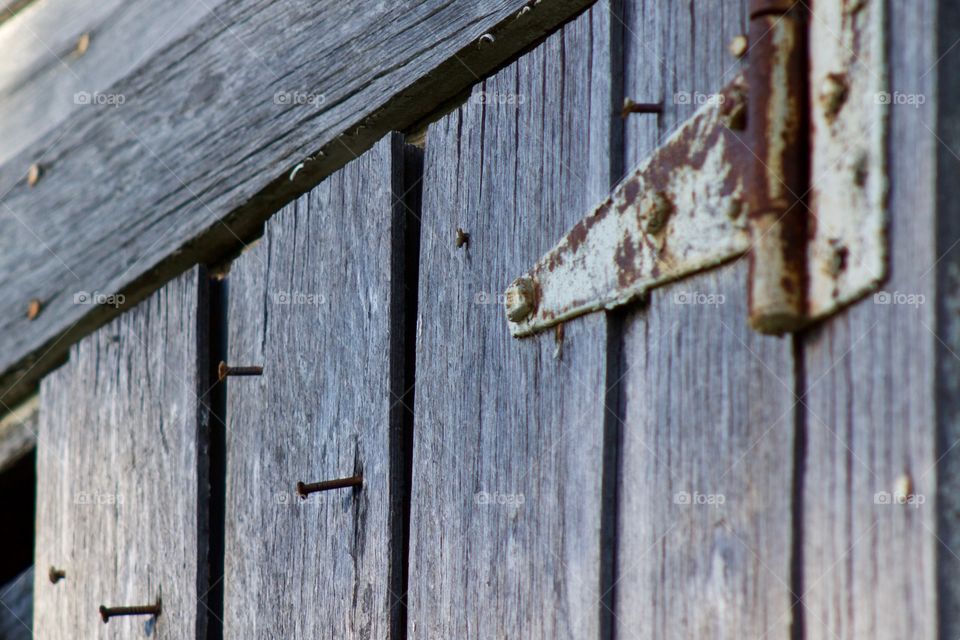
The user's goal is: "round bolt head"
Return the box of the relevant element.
[728,34,748,59]
[642,191,673,234]
[505,277,536,323]
[819,73,848,122]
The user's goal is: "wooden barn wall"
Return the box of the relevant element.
[407,5,615,639]
[222,134,418,639]
[22,0,953,638]
[33,267,209,639]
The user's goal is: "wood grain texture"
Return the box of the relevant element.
[0,0,215,166]
[406,6,615,638]
[0,0,596,410]
[799,1,938,638]
[0,395,37,473]
[223,134,415,639]
[33,267,208,639]
[615,2,797,638]
[0,567,33,639]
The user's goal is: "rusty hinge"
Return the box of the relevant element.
[505,0,886,337]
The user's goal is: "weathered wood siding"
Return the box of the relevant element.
[33,268,208,638]
[223,134,417,639]
[407,6,616,637]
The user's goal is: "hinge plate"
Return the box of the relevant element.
[504,0,887,338]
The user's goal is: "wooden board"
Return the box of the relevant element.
[223,134,416,639]
[0,396,37,473]
[33,267,208,638]
[0,567,33,639]
[406,6,615,637]
[799,1,938,638]
[0,0,596,410]
[0,0,215,166]
[614,2,797,638]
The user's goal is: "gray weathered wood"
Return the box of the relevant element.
[800,1,938,638]
[0,0,215,166]
[33,267,208,638]
[0,566,33,639]
[406,6,615,637]
[615,2,797,638]
[0,395,37,473]
[223,134,414,639]
[936,1,960,636]
[0,0,596,410]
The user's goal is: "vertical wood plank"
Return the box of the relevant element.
[406,6,615,638]
[223,134,413,639]
[615,2,797,638]
[801,1,938,638]
[33,267,208,638]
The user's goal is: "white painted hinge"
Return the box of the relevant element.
[505,0,886,337]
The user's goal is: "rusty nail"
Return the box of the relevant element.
[26,298,42,320]
[75,32,90,55]
[642,191,673,234]
[218,361,263,381]
[819,73,848,122]
[728,34,748,59]
[296,474,363,498]
[505,277,536,323]
[843,0,868,15]
[553,323,564,360]
[621,98,662,118]
[99,599,162,623]
[455,228,470,249]
[48,567,66,584]
[893,473,913,503]
[853,153,869,187]
[27,163,42,187]
[721,89,747,130]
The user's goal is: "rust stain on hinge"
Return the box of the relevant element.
[745,0,808,333]
[505,75,753,338]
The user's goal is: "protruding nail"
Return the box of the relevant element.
[48,567,66,584]
[75,32,90,56]
[455,228,470,249]
[296,474,363,498]
[218,361,263,381]
[99,599,161,623]
[621,98,662,118]
[27,299,42,320]
[27,163,42,187]
[819,73,848,122]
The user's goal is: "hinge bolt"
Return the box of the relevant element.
[642,191,673,234]
[48,567,66,584]
[455,227,470,248]
[728,35,748,59]
[819,73,849,122]
[505,277,536,323]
